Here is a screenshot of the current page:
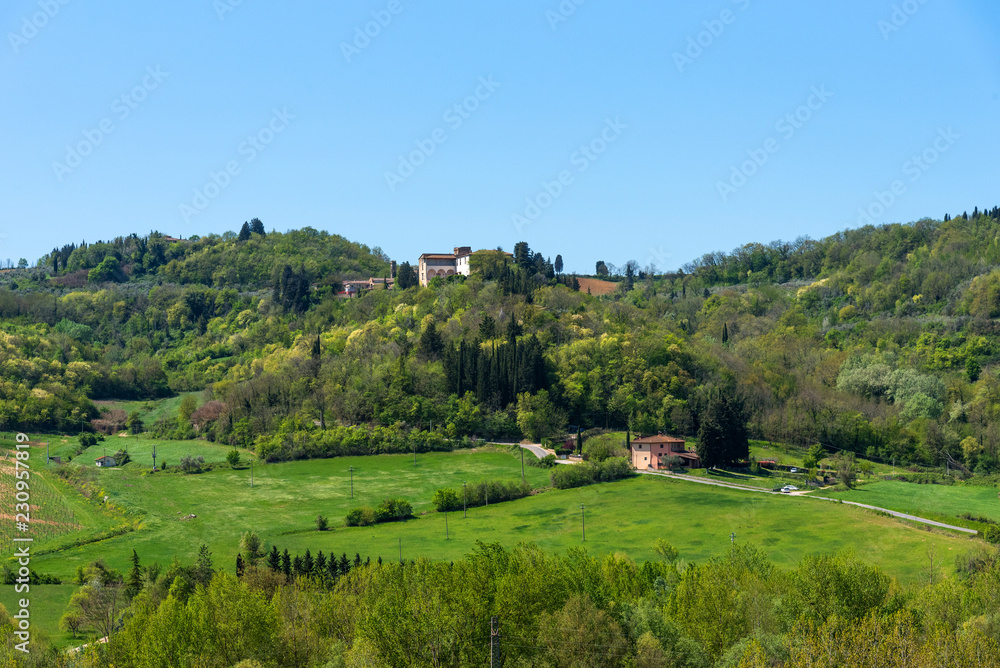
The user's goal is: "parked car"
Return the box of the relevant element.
[780,485,799,493]
[790,467,800,473]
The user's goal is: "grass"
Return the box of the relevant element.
[269,476,979,587]
[0,585,79,648]
[825,481,1000,525]
[30,449,552,580]
[5,443,989,648]
[92,392,202,427]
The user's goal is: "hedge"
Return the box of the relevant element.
[550,457,635,490]
[255,425,481,462]
[432,480,531,512]
[346,498,413,527]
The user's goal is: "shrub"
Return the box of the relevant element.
[226,449,241,468]
[316,515,328,531]
[983,525,1000,545]
[345,507,376,527]
[594,457,634,482]
[179,455,205,473]
[465,480,531,508]
[550,458,635,489]
[584,436,627,463]
[435,480,531,511]
[551,464,595,490]
[528,454,557,469]
[78,433,97,448]
[375,498,413,523]
[432,488,461,512]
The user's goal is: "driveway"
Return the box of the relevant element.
[484,442,552,460]
[519,444,550,460]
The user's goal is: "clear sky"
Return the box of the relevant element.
[2,0,998,274]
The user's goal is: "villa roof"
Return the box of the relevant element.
[631,434,687,445]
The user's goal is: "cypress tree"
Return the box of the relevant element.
[267,545,281,572]
[327,553,339,579]
[126,549,143,597]
[303,550,314,575]
[281,549,292,578]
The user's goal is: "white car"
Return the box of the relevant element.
[790,467,800,473]
[781,485,799,493]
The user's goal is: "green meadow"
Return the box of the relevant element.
[826,481,1000,525]
[0,443,989,648]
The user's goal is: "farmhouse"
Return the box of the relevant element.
[630,434,701,470]
[95,455,117,468]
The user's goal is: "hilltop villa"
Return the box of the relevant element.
[418,247,473,286]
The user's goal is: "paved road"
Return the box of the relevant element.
[519,444,550,460]
[642,471,978,536]
[485,442,551,460]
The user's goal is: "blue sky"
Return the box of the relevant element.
[2,0,998,274]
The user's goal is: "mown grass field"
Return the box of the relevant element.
[32,449,552,580]
[271,475,980,586]
[0,443,988,648]
[27,453,980,587]
[826,481,1000,525]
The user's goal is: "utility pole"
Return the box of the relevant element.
[580,504,586,542]
[250,459,254,488]
[520,447,525,481]
[349,466,355,499]
[731,532,736,545]
[463,482,467,519]
[490,616,500,668]
[413,441,416,467]
[152,444,156,472]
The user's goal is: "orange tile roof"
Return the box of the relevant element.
[632,435,686,445]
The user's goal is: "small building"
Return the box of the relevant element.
[95,456,117,468]
[630,434,701,470]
